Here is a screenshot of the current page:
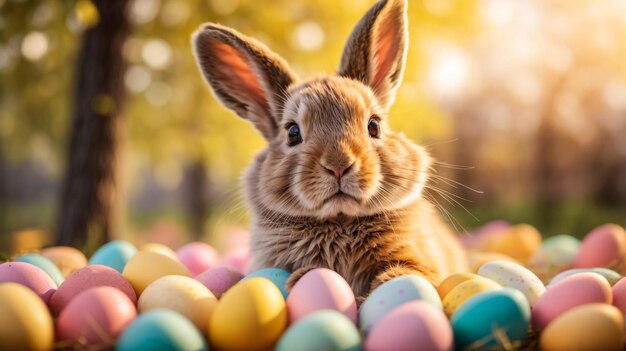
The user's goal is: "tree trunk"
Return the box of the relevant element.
[55,0,130,251]
[185,159,210,240]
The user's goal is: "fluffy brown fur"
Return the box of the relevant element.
[192,0,467,299]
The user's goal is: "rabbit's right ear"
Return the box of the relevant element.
[192,24,298,140]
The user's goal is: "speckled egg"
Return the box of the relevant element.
[0,261,56,304]
[140,243,179,260]
[437,273,480,300]
[540,304,624,351]
[242,268,291,299]
[532,272,612,330]
[573,224,626,269]
[612,277,626,314]
[276,310,361,351]
[89,240,137,273]
[138,275,217,334]
[40,246,87,277]
[549,268,622,287]
[176,242,220,276]
[0,283,54,351]
[195,265,244,299]
[468,252,519,273]
[442,277,501,317]
[365,301,453,351]
[288,268,357,324]
[50,264,137,316]
[122,251,190,295]
[57,286,137,348]
[210,277,287,351]
[16,253,65,286]
[478,223,542,262]
[529,235,580,271]
[117,309,208,351]
[478,260,545,305]
[451,288,530,350]
[360,275,441,333]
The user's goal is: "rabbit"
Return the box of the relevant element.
[192,0,467,299]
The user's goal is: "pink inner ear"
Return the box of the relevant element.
[211,40,269,113]
[372,14,401,91]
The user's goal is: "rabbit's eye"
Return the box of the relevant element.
[287,123,302,146]
[368,117,381,138]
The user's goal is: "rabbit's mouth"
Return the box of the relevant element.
[323,191,361,205]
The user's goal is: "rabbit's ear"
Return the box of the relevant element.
[338,0,407,110]
[193,24,297,140]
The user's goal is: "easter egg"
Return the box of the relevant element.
[540,304,624,351]
[611,277,626,314]
[40,246,87,277]
[451,288,530,350]
[360,275,441,332]
[467,252,518,273]
[195,265,244,298]
[0,261,56,304]
[462,220,510,249]
[138,275,217,333]
[117,309,208,351]
[89,240,137,273]
[57,286,137,348]
[532,272,612,330]
[437,273,480,300]
[549,268,622,287]
[176,242,220,276]
[0,283,54,351]
[222,247,251,274]
[288,268,357,324]
[478,260,545,305]
[442,277,501,317]
[50,265,136,315]
[365,301,453,351]
[140,242,178,260]
[210,277,287,351]
[531,234,580,268]
[122,251,190,295]
[478,223,542,262]
[243,267,291,299]
[573,224,626,269]
[16,253,65,286]
[276,310,361,351]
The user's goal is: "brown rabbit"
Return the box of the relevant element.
[192,0,467,299]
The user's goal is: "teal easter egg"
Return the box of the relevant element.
[549,268,622,286]
[89,240,137,273]
[16,253,65,286]
[534,235,580,267]
[360,275,442,333]
[276,310,361,351]
[117,309,208,351]
[242,267,291,299]
[451,288,530,350]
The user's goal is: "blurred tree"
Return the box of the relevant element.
[55,0,130,250]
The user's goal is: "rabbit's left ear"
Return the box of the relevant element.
[338,0,407,111]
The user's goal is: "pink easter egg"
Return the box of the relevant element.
[462,220,510,249]
[50,264,137,316]
[0,262,57,304]
[531,272,612,330]
[286,268,357,324]
[57,286,137,348]
[176,242,220,276]
[573,224,626,269]
[195,265,244,299]
[611,278,626,314]
[365,301,453,351]
[221,247,251,275]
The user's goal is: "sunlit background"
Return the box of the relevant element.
[0,0,625,254]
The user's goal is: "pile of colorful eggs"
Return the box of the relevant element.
[0,222,625,351]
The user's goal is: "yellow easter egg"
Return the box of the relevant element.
[40,246,87,277]
[442,277,501,317]
[437,273,480,300]
[138,275,218,335]
[140,243,178,260]
[540,304,624,351]
[479,224,541,262]
[0,283,54,351]
[210,277,287,351]
[122,251,190,295]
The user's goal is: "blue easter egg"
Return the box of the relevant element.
[276,310,361,351]
[89,240,137,273]
[242,267,291,299]
[117,309,208,351]
[16,253,65,286]
[451,288,530,350]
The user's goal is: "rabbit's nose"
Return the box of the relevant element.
[322,162,354,179]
